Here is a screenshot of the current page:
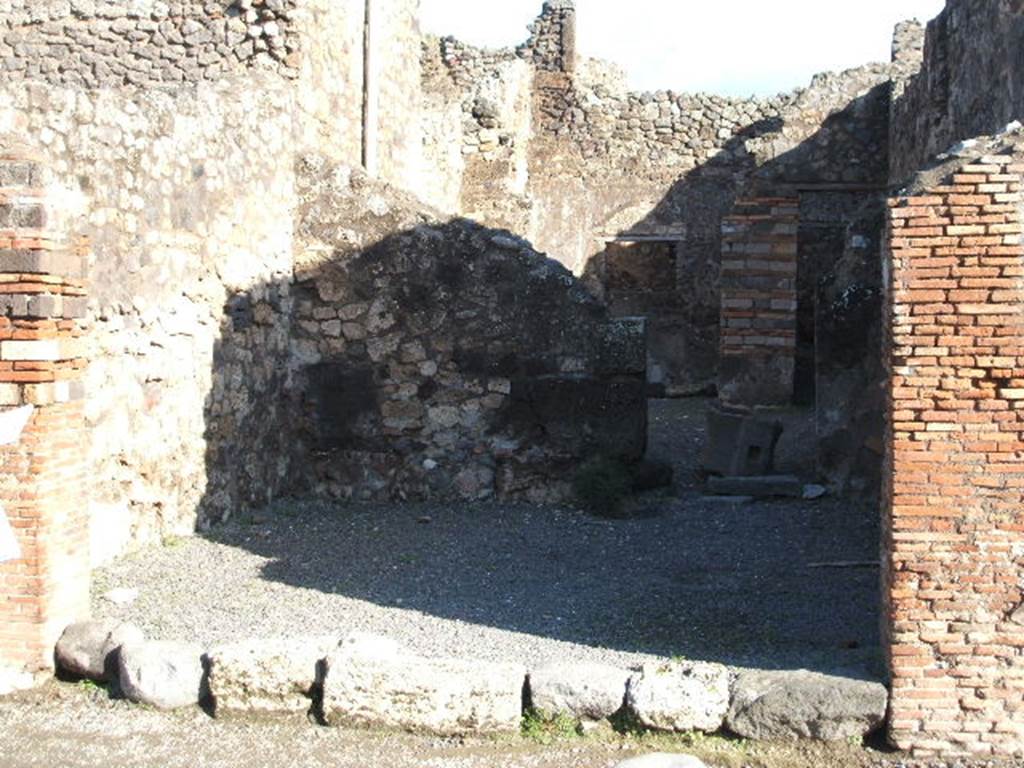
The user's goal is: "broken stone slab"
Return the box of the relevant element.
[706,475,802,499]
[725,669,888,741]
[528,662,630,721]
[117,640,205,710]
[207,636,340,718]
[323,642,525,734]
[615,755,708,768]
[55,620,145,682]
[625,661,730,733]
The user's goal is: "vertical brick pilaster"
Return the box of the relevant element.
[885,156,1024,758]
[0,146,90,673]
[719,196,799,406]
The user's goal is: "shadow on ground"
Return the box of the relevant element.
[96,398,882,678]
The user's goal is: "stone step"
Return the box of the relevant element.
[706,474,802,498]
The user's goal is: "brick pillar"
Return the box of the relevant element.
[885,155,1024,758]
[0,147,90,673]
[719,196,799,406]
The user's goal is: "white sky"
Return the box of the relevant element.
[418,0,947,97]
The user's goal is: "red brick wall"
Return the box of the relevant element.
[885,155,1024,758]
[0,147,90,672]
[719,196,799,405]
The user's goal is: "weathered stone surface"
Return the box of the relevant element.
[625,662,730,733]
[323,645,526,734]
[615,755,708,768]
[207,636,339,717]
[117,640,204,710]
[294,162,648,504]
[725,670,888,741]
[55,620,145,682]
[529,662,629,721]
[706,475,802,499]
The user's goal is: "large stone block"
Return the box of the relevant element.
[725,670,887,741]
[702,405,781,477]
[625,662,730,733]
[529,662,630,721]
[323,644,525,734]
[54,620,144,682]
[207,636,339,718]
[117,640,205,710]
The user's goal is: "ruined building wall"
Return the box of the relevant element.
[0,79,301,561]
[421,6,893,395]
[0,0,301,87]
[291,158,647,504]
[373,0,425,191]
[885,150,1024,759]
[0,0,441,566]
[890,0,1024,185]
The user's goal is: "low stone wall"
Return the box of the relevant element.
[885,148,1024,758]
[54,619,890,743]
[291,159,647,502]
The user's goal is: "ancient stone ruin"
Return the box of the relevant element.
[0,0,1023,759]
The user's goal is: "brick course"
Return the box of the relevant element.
[885,156,1024,758]
[0,148,89,673]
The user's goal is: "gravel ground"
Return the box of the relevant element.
[92,399,882,677]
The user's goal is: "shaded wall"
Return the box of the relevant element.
[291,159,647,503]
[890,0,1024,184]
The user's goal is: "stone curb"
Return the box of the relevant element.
[46,620,890,742]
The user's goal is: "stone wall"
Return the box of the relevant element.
[884,149,1024,758]
[0,0,300,88]
[373,0,425,191]
[291,157,647,503]
[422,3,894,394]
[890,0,1024,185]
[0,145,90,671]
[0,78,301,557]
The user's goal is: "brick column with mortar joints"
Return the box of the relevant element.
[0,145,90,672]
[885,154,1024,758]
[718,196,799,406]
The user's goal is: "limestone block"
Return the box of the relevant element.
[323,643,525,734]
[625,662,730,733]
[117,640,204,710]
[207,636,339,717]
[529,662,629,720]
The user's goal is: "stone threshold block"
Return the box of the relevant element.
[322,643,526,734]
[706,475,803,499]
